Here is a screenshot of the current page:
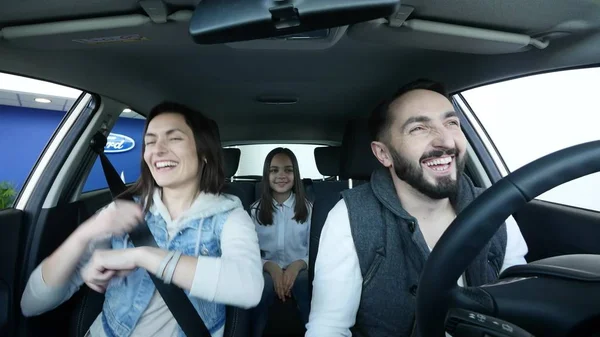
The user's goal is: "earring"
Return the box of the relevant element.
[203,158,208,164]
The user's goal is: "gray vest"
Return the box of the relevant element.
[343,168,507,337]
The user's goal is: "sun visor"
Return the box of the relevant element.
[348,18,550,55]
[0,11,195,51]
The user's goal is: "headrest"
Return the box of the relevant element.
[314,146,341,177]
[340,118,383,180]
[223,148,241,178]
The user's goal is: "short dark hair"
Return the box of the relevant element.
[123,101,225,211]
[368,79,449,142]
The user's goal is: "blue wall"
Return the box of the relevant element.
[0,105,145,194]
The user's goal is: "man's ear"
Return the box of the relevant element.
[371,141,393,168]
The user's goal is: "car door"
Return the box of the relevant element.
[0,73,97,337]
[0,206,23,337]
[454,66,600,263]
[7,101,141,337]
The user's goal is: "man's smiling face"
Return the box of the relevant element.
[382,89,467,199]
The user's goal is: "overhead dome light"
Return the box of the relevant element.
[35,98,52,103]
[123,108,132,113]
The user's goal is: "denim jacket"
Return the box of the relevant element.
[100,191,243,337]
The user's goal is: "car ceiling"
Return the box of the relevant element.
[1,0,600,144]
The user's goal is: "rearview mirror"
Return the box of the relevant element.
[189,0,400,44]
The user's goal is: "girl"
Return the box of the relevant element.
[250,148,312,336]
[21,102,264,337]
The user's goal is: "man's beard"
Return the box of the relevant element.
[389,146,466,200]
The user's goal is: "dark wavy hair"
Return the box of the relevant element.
[122,101,225,212]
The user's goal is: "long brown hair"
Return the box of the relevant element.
[121,102,225,212]
[253,148,310,226]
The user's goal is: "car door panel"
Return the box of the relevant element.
[0,280,10,337]
[78,188,119,216]
[0,208,24,337]
[22,203,84,337]
[515,199,600,262]
[21,188,113,337]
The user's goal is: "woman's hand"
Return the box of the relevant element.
[81,248,139,293]
[283,260,307,296]
[264,261,287,302]
[81,200,144,241]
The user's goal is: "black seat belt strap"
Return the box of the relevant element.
[91,132,211,337]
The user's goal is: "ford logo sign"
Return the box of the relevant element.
[105,133,135,153]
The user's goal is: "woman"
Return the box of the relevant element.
[249,148,312,337]
[21,102,264,337]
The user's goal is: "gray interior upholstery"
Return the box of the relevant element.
[314,146,341,177]
[223,148,241,178]
[221,148,256,210]
[1,1,600,145]
[340,119,383,180]
[1,1,597,33]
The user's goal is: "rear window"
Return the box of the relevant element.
[227,144,324,179]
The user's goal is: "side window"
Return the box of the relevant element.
[226,144,324,179]
[459,67,600,211]
[0,72,82,209]
[82,109,146,192]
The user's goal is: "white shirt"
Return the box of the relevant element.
[250,192,312,269]
[305,199,529,337]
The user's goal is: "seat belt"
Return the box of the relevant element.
[90,132,211,337]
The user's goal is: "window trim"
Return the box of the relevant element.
[15,93,94,209]
[454,94,509,179]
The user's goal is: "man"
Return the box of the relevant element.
[305,79,528,337]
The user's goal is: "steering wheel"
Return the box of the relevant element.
[416,140,600,337]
